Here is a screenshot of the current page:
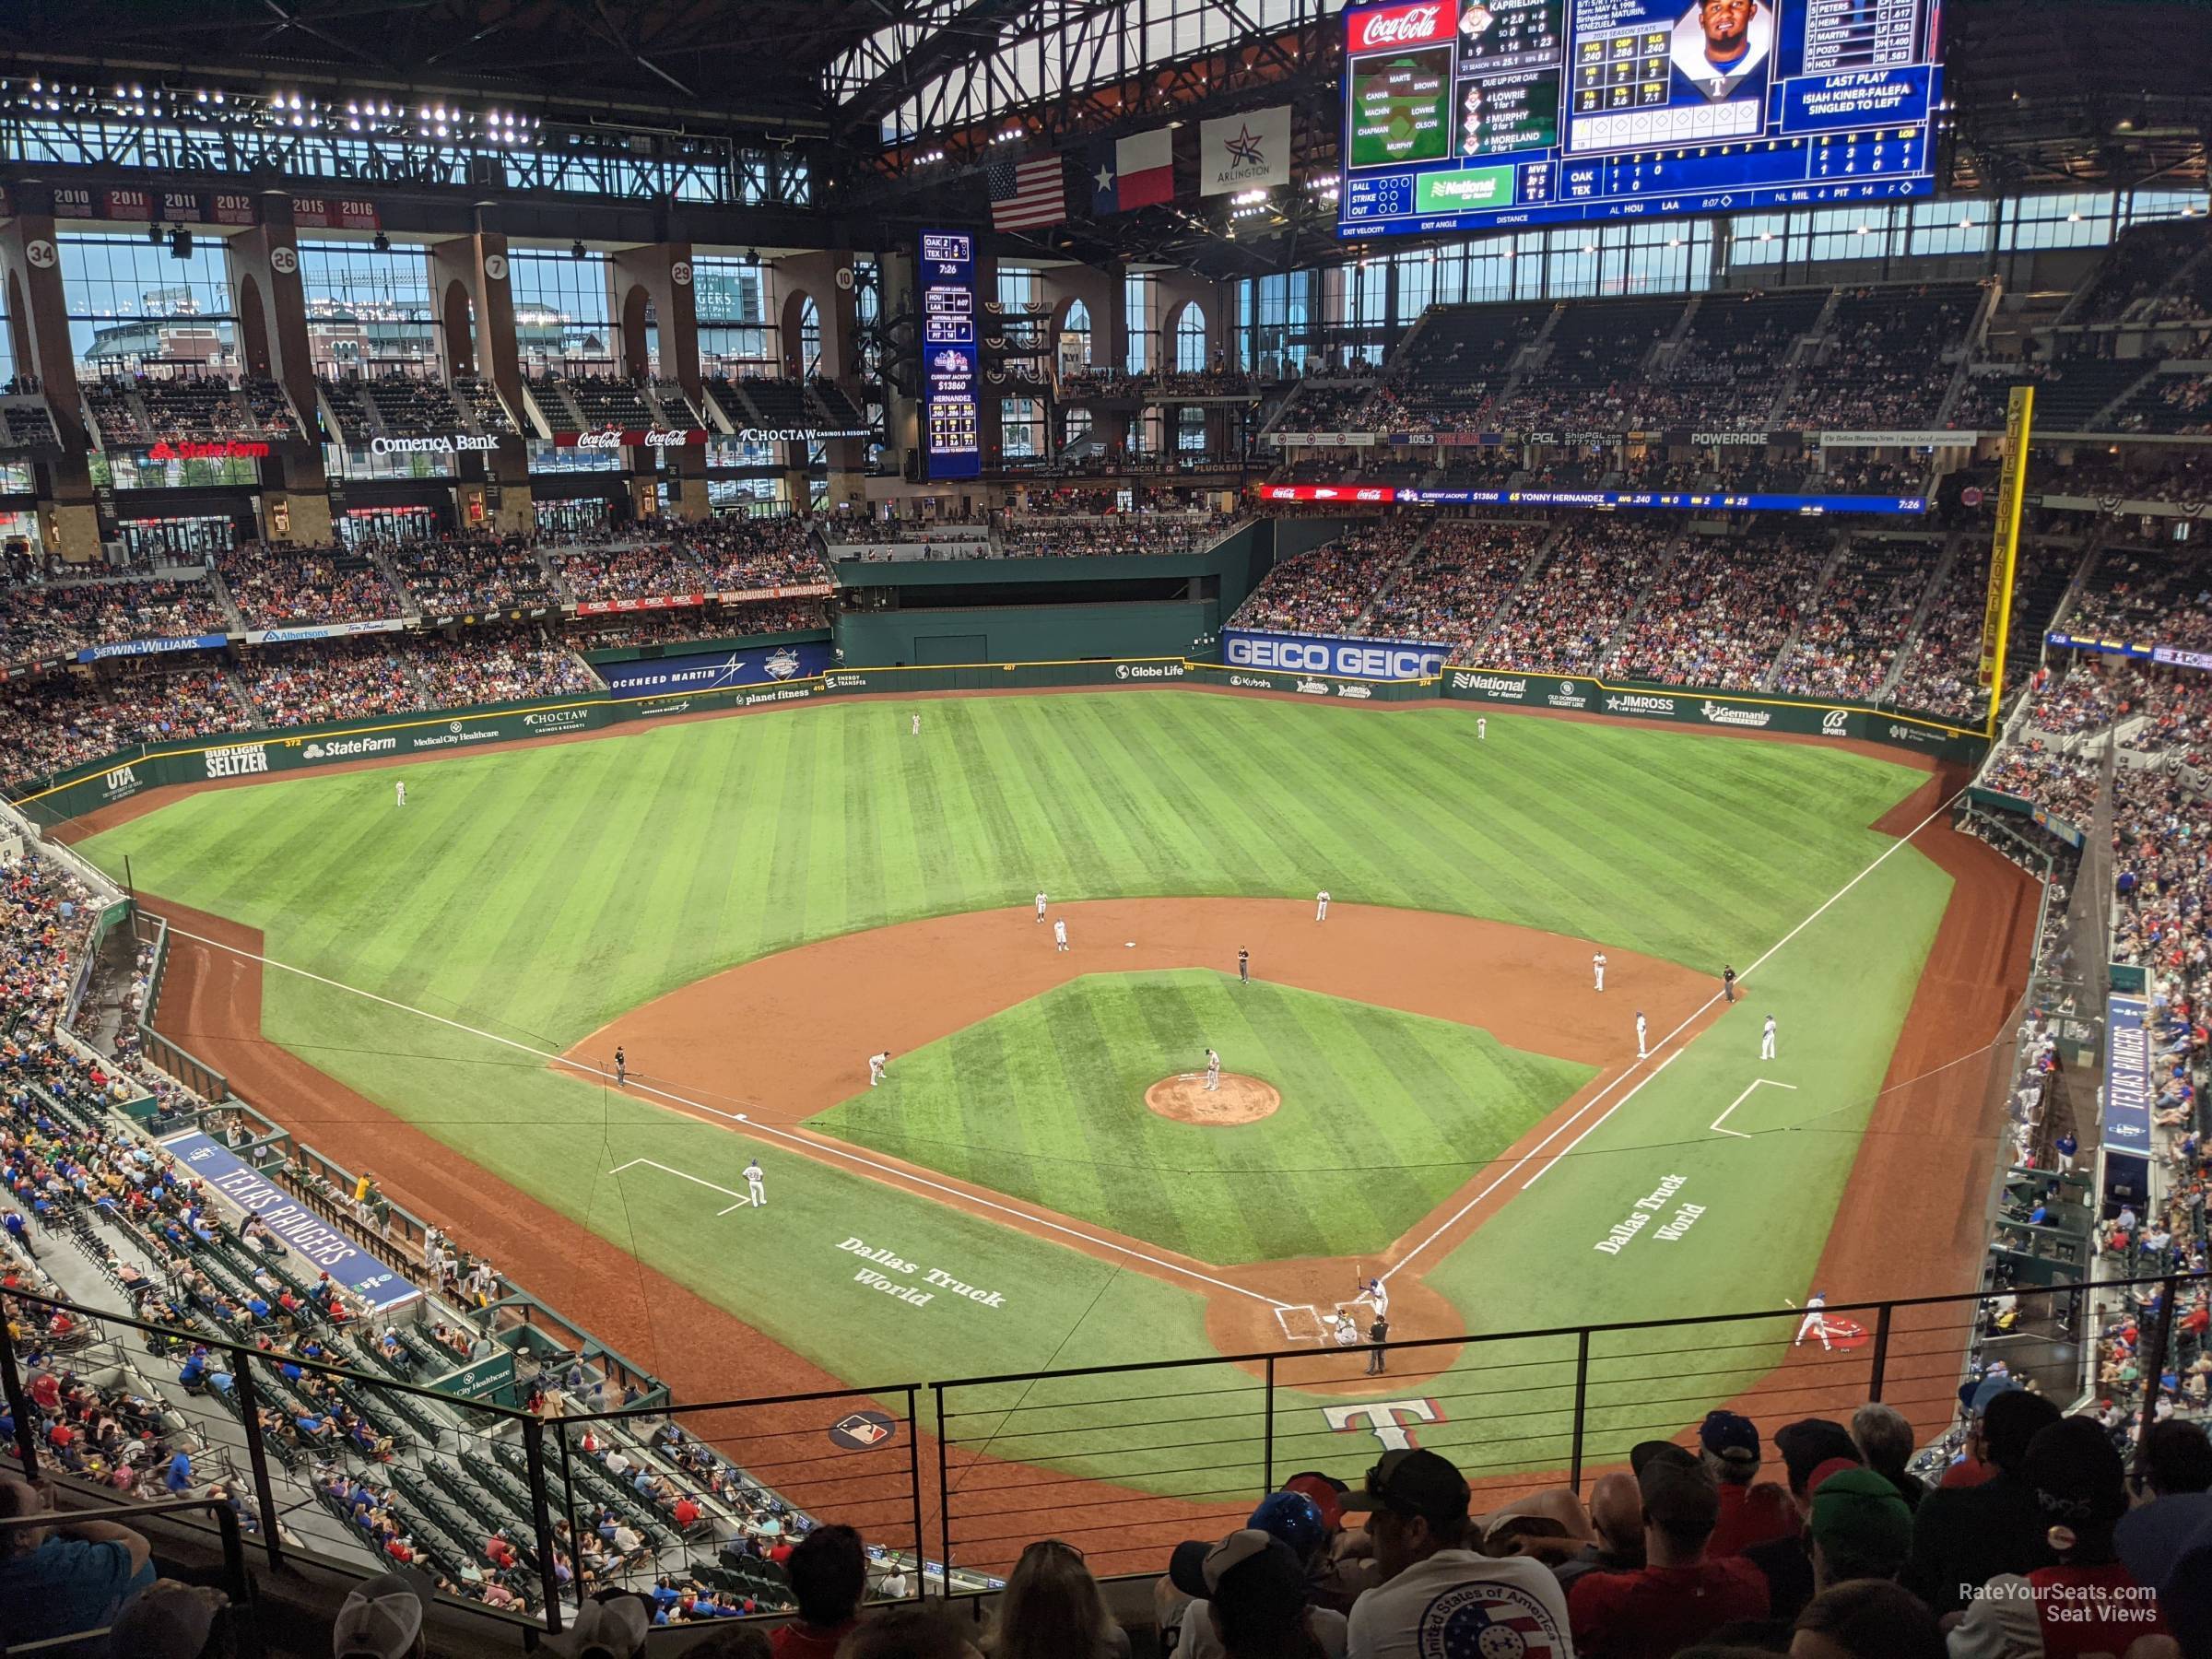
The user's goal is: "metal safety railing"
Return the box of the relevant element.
[12,1270,2203,1622]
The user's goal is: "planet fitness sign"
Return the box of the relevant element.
[1222,629,1448,681]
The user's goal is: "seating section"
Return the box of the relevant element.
[1228,520,1424,634]
[215,543,404,628]
[552,374,660,431]
[2066,221,2212,326]
[0,575,231,667]
[1475,519,1686,674]
[363,376,471,439]
[1775,284,1981,430]
[1633,289,1829,430]
[2112,369,2212,435]
[452,375,517,434]
[389,535,559,613]
[84,376,302,445]
[1490,300,1685,429]
[1390,304,1550,432]
[1771,535,1946,700]
[1361,521,1544,649]
[998,512,1230,558]
[2062,540,2212,650]
[1605,524,1832,691]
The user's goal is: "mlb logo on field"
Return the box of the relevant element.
[828,1410,900,1450]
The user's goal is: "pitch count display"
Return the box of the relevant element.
[1340,0,1942,234]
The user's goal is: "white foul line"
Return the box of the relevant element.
[163,924,1292,1310]
[1710,1079,1798,1139]
[1521,1051,1680,1189]
[607,1157,758,1214]
[1383,780,1964,1278]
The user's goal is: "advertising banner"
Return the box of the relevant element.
[242,618,406,646]
[599,641,833,700]
[1252,484,1926,514]
[79,633,230,664]
[160,1131,420,1312]
[429,1351,518,1401]
[550,429,708,450]
[573,594,707,617]
[1201,105,1293,194]
[1221,629,1450,681]
[2101,994,2152,1156]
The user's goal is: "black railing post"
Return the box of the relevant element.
[229,1353,285,1567]
[0,1323,42,1476]
[2137,1275,2181,1449]
[521,1418,564,1633]
[1569,1329,1591,1495]
[1262,1355,1277,1495]
[905,1387,924,1599]
[554,1419,586,1610]
[933,1384,952,1594]
[1868,1302,1895,1402]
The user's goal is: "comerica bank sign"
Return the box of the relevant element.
[1222,629,1447,682]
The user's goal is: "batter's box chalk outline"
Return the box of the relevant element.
[1710,1078,1798,1139]
[1273,1305,1327,1345]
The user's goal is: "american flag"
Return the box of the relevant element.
[987,156,1066,231]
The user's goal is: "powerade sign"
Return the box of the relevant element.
[600,641,832,700]
[160,1131,420,1312]
[1222,629,1448,681]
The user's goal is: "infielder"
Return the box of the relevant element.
[1477,717,1487,741]
[1034,890,1047,923]
[1635,1012,1648,1060]
[1722,965,1737,1004]
[614,1047,627,1087]
[1315,889,1330,922]
[1238,947,1250,985]
[1793,1290,1831,1350]
[1205,1048,1221,1091]
[1761,1014,1778,1060]
[744,1159,766,1207]
[1053,917,1069,952]
[868,1051,890,1087]
[1593,952,1606,992]
[395,780,406,807]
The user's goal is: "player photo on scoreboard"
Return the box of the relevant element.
[1668,0,1773,102]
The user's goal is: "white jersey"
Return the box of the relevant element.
[1053,919,1068,943]
[744,1162,763,1188]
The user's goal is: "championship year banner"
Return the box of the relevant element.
[159,1131,420,1312]
[1222,629,1451,682]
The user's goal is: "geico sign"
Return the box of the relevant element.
[371,434,501,455]
[1225,637,1442,679]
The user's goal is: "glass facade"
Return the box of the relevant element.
[509,250,615,373]
[61,234,238,377]
[300,242,438,376]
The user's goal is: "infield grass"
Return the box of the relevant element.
[806,971,1595,1263]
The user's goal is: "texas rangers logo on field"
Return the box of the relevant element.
[1416,1580,1567,1658]
[764,649,802,680]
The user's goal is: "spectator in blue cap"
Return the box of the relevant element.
[1699,1410,1795,1559]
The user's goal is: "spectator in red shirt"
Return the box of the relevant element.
[770,1524,867,1659]
[673,1496,700,1530]
[485,1532,517,1571]
[28,1373,61,1414]
[1698,1410,1797,1558]
[1566,1455,1768,1657]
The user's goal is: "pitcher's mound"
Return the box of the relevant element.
[1146,1073,1281,1125]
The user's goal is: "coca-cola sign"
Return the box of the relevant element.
[1348,1,1452,52]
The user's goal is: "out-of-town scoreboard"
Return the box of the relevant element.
[1340,0,1942,234]
[918,229,981,481]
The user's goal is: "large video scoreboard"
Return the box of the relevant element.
[1339,0,1942,235]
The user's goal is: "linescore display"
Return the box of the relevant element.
[1340,0,1941,235]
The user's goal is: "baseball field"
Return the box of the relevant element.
[69,688,2029,1557]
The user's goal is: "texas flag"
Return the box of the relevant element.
[1089,127,1175,214]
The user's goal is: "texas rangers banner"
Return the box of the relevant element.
[1222,629,1450,682]
[598,641,833,700]
[2100,993,2153,1213]
[1200,105,1291,196]
[159,1131,420,1312]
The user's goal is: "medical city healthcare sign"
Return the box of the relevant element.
[1222,629,1450,681]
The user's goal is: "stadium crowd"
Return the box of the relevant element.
[1481,522,1687,675]
[1229,521,1424,635]
[215,544,403,628]
[1606,526,1830,691]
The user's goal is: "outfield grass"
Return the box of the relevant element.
[76,694,1953,1442]
[806,971,1594,1263]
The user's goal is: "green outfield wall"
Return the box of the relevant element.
[834,601,1218,667]
[7,653,1983,828]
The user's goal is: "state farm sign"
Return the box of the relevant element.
[1349,2,1450,52]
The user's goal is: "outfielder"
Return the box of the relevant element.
[1593,952,1606,992]
[1761,1014,1778,1060]
[1477,717,1487,741]
[1793,1290,1831,1350]
[1034,890,1047,923]
[1636,1012,1648,1060]
[868,1051,890,1087]
[1315,889,1330,922]
[1053,917,1069,952]
[744,1159,766,1207]
[1205,1048,1221,1091]
[395,780,406,807]
[912,712,921,736]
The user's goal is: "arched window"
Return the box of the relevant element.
[1058,300,1092,374]
[1174,306,1206,372]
